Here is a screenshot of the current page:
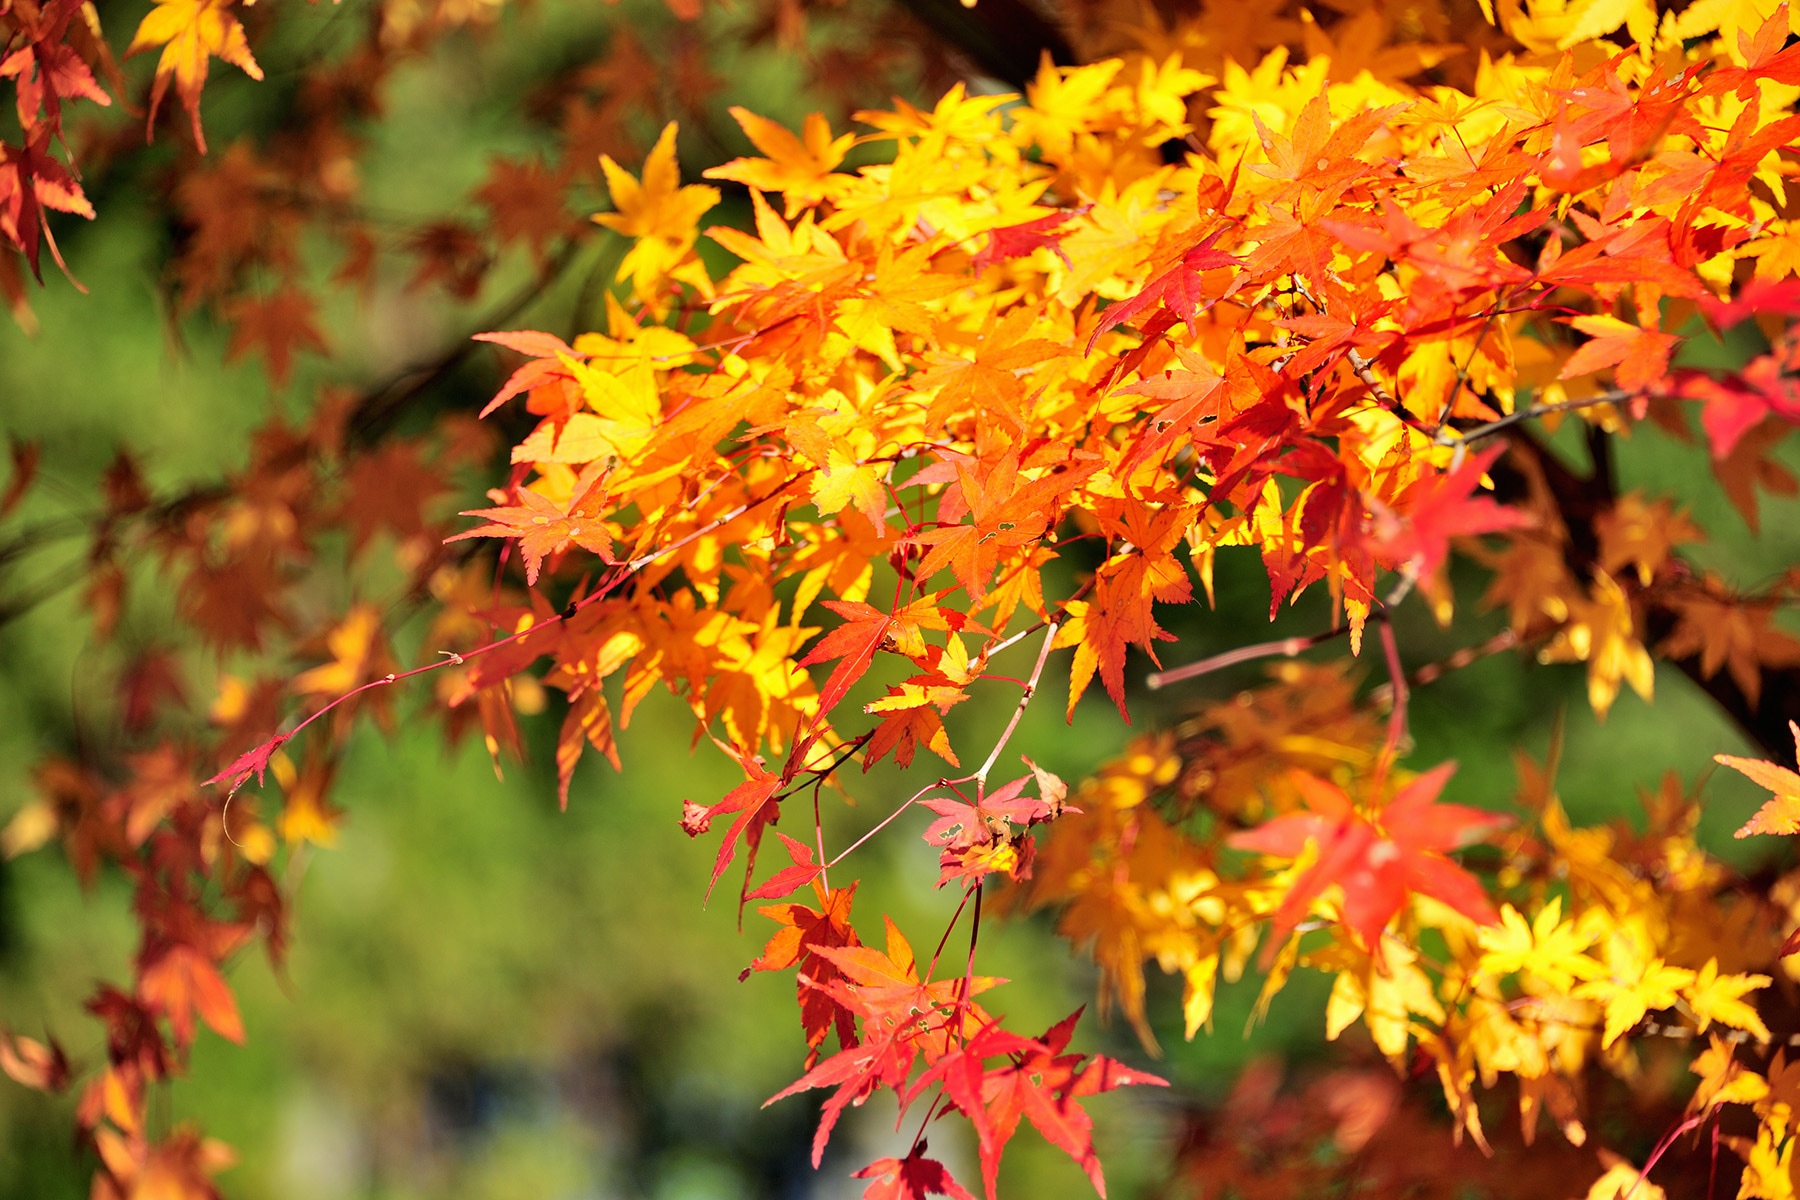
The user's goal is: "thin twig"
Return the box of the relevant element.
[826,778,943,870]
[1376,618,1409,775]
[214,478,794,792]
[1437,390,1631,447]
[1147,628,1347,690]
[963,620,1058,795]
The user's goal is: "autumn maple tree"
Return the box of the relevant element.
[9,0,1800,1195]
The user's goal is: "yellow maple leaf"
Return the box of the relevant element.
[1476,898,1606,991]
[1691,1034,1771,1114]
[594,123,720,307]
[1582,1156,1666,1200]
[269,751,341,849]
[810,450,888,531]
[1685,957,1772,1042]
[1573,918,1696,1047]
[127,0,264,153]
[291,605,392,698]
[1670,0,1800,52]
[1324,944,1446,1062]
[1741,1104,1799,1200]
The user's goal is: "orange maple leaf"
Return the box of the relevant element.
[1720,722,1800,838]
[222,288,327,389]
[1559,313,1682,393]
[449,465,614,585]
[704,108,855,216]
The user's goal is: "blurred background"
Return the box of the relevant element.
[1,0,1795,1195]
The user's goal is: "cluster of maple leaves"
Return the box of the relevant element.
[10,0,1800,1196]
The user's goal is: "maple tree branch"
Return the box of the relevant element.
[1376,618,1409,772]
[966,619,1058,795]
[1438,390,1632,447]
[1147,628,1348,690]
[210,478,796,791]
[926,881,979,982]
[957,880,983,1017]
[1367,628,1521,704]
[826,778,942,870]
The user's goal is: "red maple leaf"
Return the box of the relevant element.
[1086,227,1242,352]
[680,749,782,899]
[203,732,291,793]
[745,831,824,901]
[799,600,892,717]
[1228,762,1509,959]
[1372,445,1534,579]
[853,1149,978,1200]
[968,205,1089,275]
[222,287,329,388]
[473,329,584,417]
[914,1008,1165,1200]
[767,1015,926,1167]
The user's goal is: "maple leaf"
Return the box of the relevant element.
[914,307,1070,433]
[271,749,341,848]
[472,330,583,418]
[918,768,1073,887]
[339,440,447,557]
[915,1008,1165,1200]
[704,108,855,217]
[289,603,397,737]
[745,832,824,901]
[680,750,782,899]
[137,945,243,1047]
[853,1149,978,1200]
[1685,958,1771,1042]
[864,701,960,770]
[473,156,571,263]
[1573,930,1697,1048]
[1660,579,1800,708]
[1372,445,1534,580]
[1229,763,1509,958]
[222,288,328,389]
[1720,721,1800,838]
[0,127,96,281]
[1475,898,1604,991]
[555,687,620,811]
[798,600,892,720]
[1085,228,1242,352]
[969,206,1090,276]
[203,732,291,795]
[807,917,1001,1045]
[406,219,491,298]
[594,122,720,305]
[749,880,862,1064]
[0,27,111,131]
[766,1011,926,1167]
[126,0,263,153]
[449,467,614,585]
[0,1030,70,1092]
[1559,313,1681,393]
